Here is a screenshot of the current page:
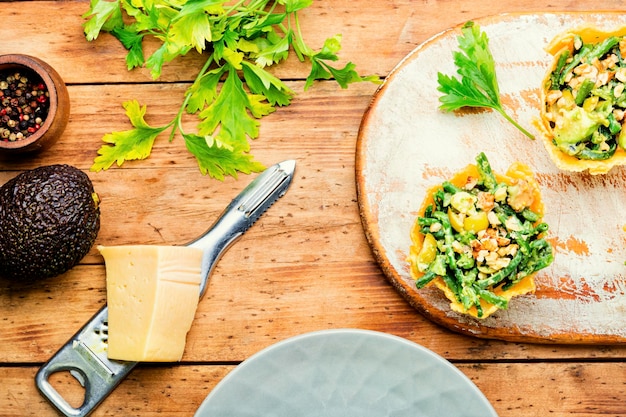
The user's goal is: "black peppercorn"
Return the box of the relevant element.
[0,68,49,141]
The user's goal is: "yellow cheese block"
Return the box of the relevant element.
[98,245,204,362]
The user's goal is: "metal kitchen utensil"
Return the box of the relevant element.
[35,160,296,417]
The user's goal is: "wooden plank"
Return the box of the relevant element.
[1,1,626,416]
[2,362,625,417]
[0,364,232,416]
[4,257,626,363]
[2,1,626,85]
[2,77,626,363]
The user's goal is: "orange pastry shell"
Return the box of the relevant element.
[408,162,545,319]
[538,25,626,175]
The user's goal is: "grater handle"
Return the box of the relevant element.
[35,306,136,417]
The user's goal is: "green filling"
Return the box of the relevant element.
[413,153,554,318]
[548,34,626,160]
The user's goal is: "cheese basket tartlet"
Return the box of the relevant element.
[539,26,626,174]
[408,153,554,319]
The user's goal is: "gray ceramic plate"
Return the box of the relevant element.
[194,329,497,417]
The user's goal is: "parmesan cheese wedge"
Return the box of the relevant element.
[98,245,204,362]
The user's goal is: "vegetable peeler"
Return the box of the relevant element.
[35,160,296,417]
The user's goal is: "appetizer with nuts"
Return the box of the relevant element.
[408,153,554,318]
[539,26,626,174]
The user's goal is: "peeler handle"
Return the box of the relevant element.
[188,159,296,297]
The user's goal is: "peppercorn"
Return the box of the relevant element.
[0,68,48,141]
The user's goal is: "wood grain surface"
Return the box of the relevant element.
[2,1,626,416]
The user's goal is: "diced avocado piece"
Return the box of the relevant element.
[553,106,609,146]
[619,125,626,150]
[429,254,447,276]
[449,191,476,214]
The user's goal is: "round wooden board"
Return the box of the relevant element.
[356,12,626,344]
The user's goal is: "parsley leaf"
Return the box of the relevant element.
[82,0,379,179]
[304,35,378,89]
[184,134,265,180]
[437,21,534,139]
[111,27,145,69]
[82,0,123,40]
[241,61,293,106]
[197,68,270,148]
[91,100,170,171]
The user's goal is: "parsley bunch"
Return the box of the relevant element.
[83,0,378,179]
[437,21,534,140]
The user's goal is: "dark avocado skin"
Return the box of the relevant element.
[0,164,100,280]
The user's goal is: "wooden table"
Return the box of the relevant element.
[2,1,626,416]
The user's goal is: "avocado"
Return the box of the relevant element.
[553,103,612,150]
[0,164,100,280]
[554,107,600,145]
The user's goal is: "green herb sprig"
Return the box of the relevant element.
[83,0,378,180]
[436,21,534,140]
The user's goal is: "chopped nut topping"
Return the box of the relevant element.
[429,222,442,233]
[616,67,626,83]
[464,176,478,190]
[487,211,501,226]
[476,191,495,211]
[470,226,518,271]
[546,90,563,105]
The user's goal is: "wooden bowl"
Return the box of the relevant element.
[0,54,70,154]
